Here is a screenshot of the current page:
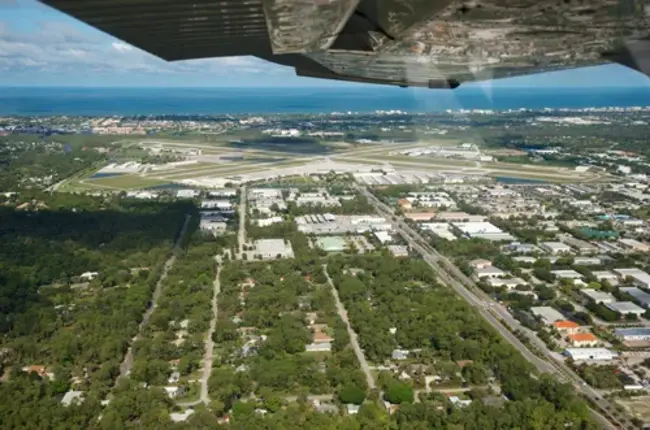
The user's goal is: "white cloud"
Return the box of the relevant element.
[0,19,286,80]
[112,42,133,52]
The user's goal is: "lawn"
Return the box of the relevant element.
[84,174,169,190]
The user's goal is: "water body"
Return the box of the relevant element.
[1,86,649,116]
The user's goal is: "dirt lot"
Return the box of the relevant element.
[617,395,650,422]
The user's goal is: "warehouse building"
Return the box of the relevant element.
[252,239,294,259]
[614,268,650,289]
[615,327,650,341]
[540,242,572,254]
[564,348,617,361]
[452,221,516,242]
[581,289,616,304]
[606,301,645,316]
[531,306,565,325]
[620,287,650,308]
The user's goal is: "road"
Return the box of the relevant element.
[359,186,628,430]
[238,185,247,258]
[118,214,192,380]
[323,264,376,390]
[199,262,222,404]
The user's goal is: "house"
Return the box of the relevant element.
[448,396,472,408]
[61,390,84,407]
[346,404,360,415]
[163,386,185,399]
[168,371,180,384]
[469,259,492,270]
[22,365,54,380]
[79,271,99,281]
[564,348,617,361]
[306,342,332,352]
[313,399,339,414]
[552,320,580,335]
[170,409,194,423]
[392,349,409,360]
[567,332,599,347]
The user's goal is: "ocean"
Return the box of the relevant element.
[1,86,649,116]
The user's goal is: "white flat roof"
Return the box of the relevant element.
[581,289,616,303]
[607,301,645,314]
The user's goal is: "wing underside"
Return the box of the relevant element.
[41,0,650,88]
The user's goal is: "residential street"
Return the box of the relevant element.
[199,262,222,404]
[118,214,192,380]
[323,264,376,390]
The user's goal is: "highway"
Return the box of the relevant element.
[359,186,629,430]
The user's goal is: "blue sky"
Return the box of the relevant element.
[1,0,649,88]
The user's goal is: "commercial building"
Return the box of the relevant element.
[619,287,650,308]
[581,289,616,304]
[614,268,650,289]
[564,348,617,361]
[255,216,284,227]
[487,277,527,290]
[591,270,619,285]
[435,212,486,222]
[567,333,599,347]
[504,242,540,254]
[315,237,348,252]
[374,230,393,244]
[405,212,435,222]
[540,242,572,254]
[562,236,598,254]
[552,320,580,334]
[606,301,645,316]
[614,327,650,341]
[551,269,584,280]
[388,245,409,258]
[200,200,233,210]
[452,221,516,242]
[617,238,650,253]
[475,267,506,279]
[420,222,457,241]
[469,259,492,270]
[252,239,294,259]
[297,214,390,235]
[531,306,565,324]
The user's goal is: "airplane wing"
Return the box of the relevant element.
[40,0,650,88]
